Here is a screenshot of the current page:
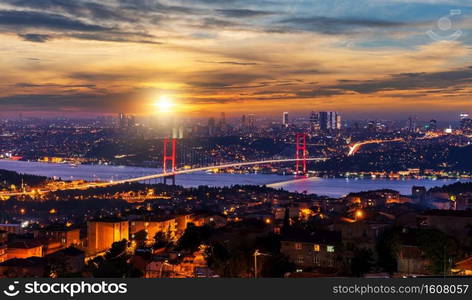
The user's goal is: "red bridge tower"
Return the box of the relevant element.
[295,133,308,176]
[163,138,177,185]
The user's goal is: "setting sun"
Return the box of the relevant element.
[154,95,175,113]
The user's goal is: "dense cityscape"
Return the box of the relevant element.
[0,111,471,278]
[1,0,472,288]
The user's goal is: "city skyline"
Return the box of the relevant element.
[0,0,471,119]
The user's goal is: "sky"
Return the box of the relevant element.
[0,0,472,120]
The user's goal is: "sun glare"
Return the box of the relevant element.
[155,95,175,113]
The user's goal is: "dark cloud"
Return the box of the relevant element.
[0,2,164,44]
[0,10,109,32]
[295,89,347,98]
[200,17,242,28]
[4,0,138,22]
[186,72,271,89]
[277,16,409,34]
[69,32,162,44]
[18,33,53,43]
[332,68,472,94]
[118,0,203,14]
[14,82,97,89]
[68,72,133,82]
[215,9,274,18]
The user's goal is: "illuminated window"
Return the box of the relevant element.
[295,243,302,250]
[313,244,320,252]
[327,245,335,253]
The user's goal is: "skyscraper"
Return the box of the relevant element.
[407,116,417,132]
[317,111,341,131]
[310,111,320,131]
[336,114,342,130]
[319,112,328,131]
[428,119,437,131]
[118,113,126,129]
[282,112,289,127]
[247,114,256,128]
[460,113,472,132]
[220,112,226,126]
[208,117,216,136]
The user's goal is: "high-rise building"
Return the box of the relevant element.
[460,113,472,132]
[310,111,320,131]
[128,115,136,128]
[428,119,437,131]
[247,114,256,128]
[241,115,247,128]
[319,112,328,131]
[336,114,342,130]
[316,111,341,131]
[282,112,289,127]
[407,116,417,132]
[220,112,226,126]
[208,117,216,136]
[118,113,126,129]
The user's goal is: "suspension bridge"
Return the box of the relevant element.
[1,134,328,196]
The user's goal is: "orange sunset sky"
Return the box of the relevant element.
[0,0,471,119]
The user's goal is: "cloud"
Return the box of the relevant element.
[215,9,275,18]
[0,10,109,32]
[198,60,259,65]
[277,15,411,34]
[331,67,472,93]
[4,0,138,22]
[17,33,53,42]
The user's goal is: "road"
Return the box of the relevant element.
[348,138,404,156]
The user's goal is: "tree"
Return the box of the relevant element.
[282,207,290,234]
[351,248,374,277]
[416,229,462,275]
[134,230,148,248]
[206,242,231,275]
[92,240,138,278]
[105,240,128,260]
[153,231,170,249]
[176,223,214,253]
[377,228,401,274]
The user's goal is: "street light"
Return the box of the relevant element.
[253,249,270,278]
[355,210,363,220]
